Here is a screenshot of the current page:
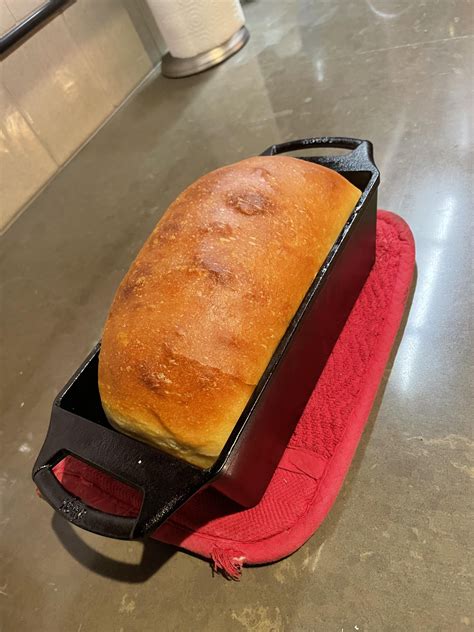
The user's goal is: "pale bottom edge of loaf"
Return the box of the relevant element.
[102,402,216,470]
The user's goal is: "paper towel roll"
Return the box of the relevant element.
[146,0,245,59]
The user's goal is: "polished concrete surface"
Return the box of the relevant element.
[1,1,473,630]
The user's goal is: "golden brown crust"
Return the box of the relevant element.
[98,156,361,467]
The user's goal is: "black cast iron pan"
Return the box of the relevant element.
[33,137,380,540]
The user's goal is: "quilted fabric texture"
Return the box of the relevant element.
[53,211,415,578]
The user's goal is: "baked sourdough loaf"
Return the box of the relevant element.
[98,156,361,468]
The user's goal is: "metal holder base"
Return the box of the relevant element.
[161,25,250,78]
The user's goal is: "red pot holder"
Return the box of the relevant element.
[54,210,415,579]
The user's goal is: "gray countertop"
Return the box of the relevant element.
[1,1,472,630]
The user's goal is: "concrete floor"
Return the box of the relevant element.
[1,1,473,630]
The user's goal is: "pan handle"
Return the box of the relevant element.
[261,136,364,154]
[261,136,378,177]
[33,408,209,539]
[34,466,137,539]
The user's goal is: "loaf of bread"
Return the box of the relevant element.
[98,156,361,468]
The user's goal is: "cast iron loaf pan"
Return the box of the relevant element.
[33,137,380,540]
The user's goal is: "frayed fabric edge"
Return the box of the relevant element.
[211,547,246,580]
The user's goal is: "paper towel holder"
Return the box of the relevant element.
[161,25,249,79]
